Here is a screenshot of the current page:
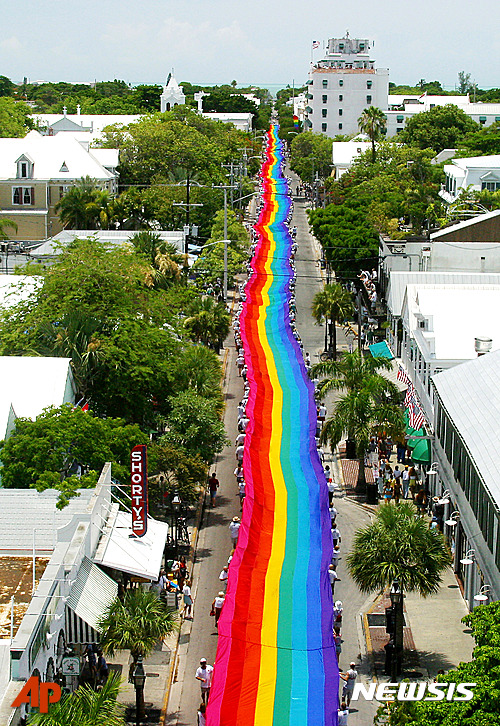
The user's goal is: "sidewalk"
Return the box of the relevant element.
[333,452,474,686]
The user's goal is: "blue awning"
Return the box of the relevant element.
[369,341,394,359]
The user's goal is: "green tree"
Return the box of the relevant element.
[401,105,480,152]
[28,674,125,726]
[148,440,206,505]
[184,296,231,350]
[0,75,15,96]
[0,97,34,137]
[460,120,500,156]
[290,131,333,183]
[162,390,228,463]
[99,589,178,668]
[375,600,500,725]
[347,501,450,595]
[0,219,18,240]
[202,89,258,116]
[168,344,223,408]
[313,351,404,490]
[55,177,113,230]
[311,283,353,358]
[0,405,147,506]
[358,106,387,162]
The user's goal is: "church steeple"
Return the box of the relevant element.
[160,72,185,112]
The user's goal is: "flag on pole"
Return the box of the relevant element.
[406,389,425,429]
[397,365,411,386]
[293,114,299,130]
[312,40,320,49]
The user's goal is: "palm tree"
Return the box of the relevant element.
[55,177,111,229]
[132,231,187,288]
[0,218,18,240]
[358,106,387,163]
[313,351,404,491]
[98,589,178,671]
[311,283,353,360]
[184,297,231,351]
[347,502,450,596]
[33,311,104,399]
[28,674,125,726]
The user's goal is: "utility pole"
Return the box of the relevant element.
[212,183,237,301]
[172,174,204,255]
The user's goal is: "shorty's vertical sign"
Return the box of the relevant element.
[131,445,148,537]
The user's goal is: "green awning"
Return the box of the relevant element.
[411,437,431,463]
[406,425,425,448]
[369,341,394,359]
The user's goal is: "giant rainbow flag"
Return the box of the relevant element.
[207,125,338,726]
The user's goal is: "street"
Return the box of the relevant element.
[167,168,378,725]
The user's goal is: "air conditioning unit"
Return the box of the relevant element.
[388,244,406,254]
[421,247,431,258]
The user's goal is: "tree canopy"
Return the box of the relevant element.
[375,601,500,726]
[0,405,147,506]
[0,97,34,137]
[290,131,334,183]
[400,105,480,152]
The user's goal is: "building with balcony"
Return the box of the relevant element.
[304,33,389,138]
[440,155,500,203]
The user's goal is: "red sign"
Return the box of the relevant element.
[12,676,61,713]
[131,445,148,537]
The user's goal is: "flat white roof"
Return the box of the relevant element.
[445,155,500,170]
[387,271,500,317]
[0,489,94,553]
[34,114,141,134]
[93,510,168,581]
[332,140,371,165]
[33,229,185,256]
[432,348,500,506]
[403,284,500,360]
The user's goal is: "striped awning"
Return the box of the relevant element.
[67,556,118,632]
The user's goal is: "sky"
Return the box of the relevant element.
[1,0,499,91]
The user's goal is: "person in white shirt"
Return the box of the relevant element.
[340,663,358,706]
[229,516,240,545]
[402,466,410,499]
[195,659,213,703]
[328,564,341,595]
[235,444,244,462]
[331,544,340,569]
[238,480,246,509]
[182,580,193,619]
[235,432,246,447]
[211,592,225,627]
[331,526,341,547]
[219,566,229,590]
[329,505,338,526]
[337,701,349,726]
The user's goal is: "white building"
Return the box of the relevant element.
[379,210,500,289]
[304,33,389,138]
[440,155,500,203]
[0,356,76,442]
[431,350,500,608]
[1,463,169,725]
[160,73,186,112]
[385,93,500,137]
[331,138,371,179]
[34,110,141,141]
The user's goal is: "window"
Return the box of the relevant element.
[366,95,372,104]
[339,94,343,101]
[339,80,344,87]
[322,109,327,117]
[339,109,343,116]
[367,80,372,88]
[322,94,327,103]
[396,128,404,133]
[12,186,34,205]
[479,116,487,124]
[496,116,500,123]
[16,157,33,179]
[321,123,327,132]
[338,123,343,130]
[359,43,365,50]
[397,115,404,123]
[322,80,328,88]
[482,181,500,191]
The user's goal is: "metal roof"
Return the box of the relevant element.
[430,209,500,240]
[67,556,118,632]
[0,489,94,554]
[386,271,500,317]
[432,349,500,506]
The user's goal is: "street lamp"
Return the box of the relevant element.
[132,655,146,726]
[460,549,475,566]
[444,511,460,527]
[437,489,451,506]
[390,580,404,679]
[172,493,181,554]
[474,585,490,603]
